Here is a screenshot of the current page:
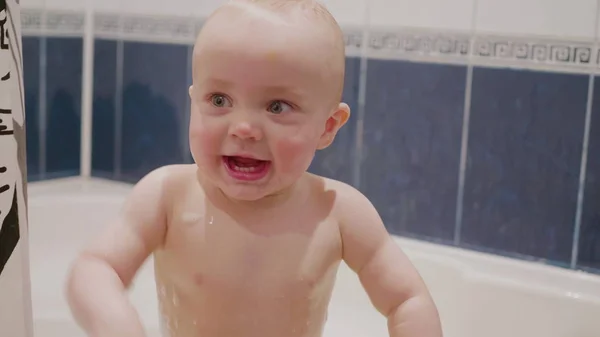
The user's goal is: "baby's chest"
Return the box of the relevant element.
[161,211,342,292]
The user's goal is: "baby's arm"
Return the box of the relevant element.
[65,167,171,337]
[338,185,442,337]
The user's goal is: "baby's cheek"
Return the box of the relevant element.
[189,119,221,157]
[274,135,316,173]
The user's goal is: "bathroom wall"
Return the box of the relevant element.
[19,0,600,273]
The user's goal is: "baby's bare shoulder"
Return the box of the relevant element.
[128,164,198,205]
[307,174,375,220]
[158,164,199,189]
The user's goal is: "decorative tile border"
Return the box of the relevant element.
[21,9,84,36]
[94,13,200,44]
[347,30,597,72]
[471,35,594,72]
[19,9,600,73]
[361,29,472,65]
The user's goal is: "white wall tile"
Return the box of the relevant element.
[321,0,368,27]
[90,0,130,14]
[368,0,475,31]
[89,0,223,17]
[475,0,597,40]
[596,5,600,39]
[44,0,85,11]
[20,0,46,9]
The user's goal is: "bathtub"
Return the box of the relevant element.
[27,177,600,337]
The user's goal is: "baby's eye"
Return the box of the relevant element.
[268,101,292,114]
[210,94,232,108]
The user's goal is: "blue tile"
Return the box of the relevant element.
[462,67,587,264]
[120,42,188,182]
[578,76,600,271]
[361,60,466,241]
[22,37,41,181]
[308,57,360,185]
[45,37,83,177]
[91,39,117,178]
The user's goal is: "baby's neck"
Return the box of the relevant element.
[198,173,307,212]
[220,185,298,209]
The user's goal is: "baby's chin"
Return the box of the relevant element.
[217,190,274,206]
[217,180,297,205]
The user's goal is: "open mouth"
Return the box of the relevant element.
[222,156,271,181]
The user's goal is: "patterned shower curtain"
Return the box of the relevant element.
[0,0,33,335]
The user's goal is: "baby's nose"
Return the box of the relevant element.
[229,120,263,141]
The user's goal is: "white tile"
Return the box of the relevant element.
[44,0,85,11]
[92,0,224,17]
[367,0,475,31]
[322,0,369,27]
[90,0,127,13]
[475,0,597,39]
[20,0,46,9]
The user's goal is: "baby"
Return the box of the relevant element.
[65,1,443,337]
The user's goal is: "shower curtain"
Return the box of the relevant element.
[0,0,33,336]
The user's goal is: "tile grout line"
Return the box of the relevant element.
[113,15,124,180]
[570,0,600,269]
[38,10,47,180]
[453,66,473,246]
[454,0,480,246]
[352,1,371,189]
[79,2,94,178]
[572,74,594,269]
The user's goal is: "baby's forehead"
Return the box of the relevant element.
[193,0,345,99]
[225,0,336,25]
[200,0,342,45]
[195,9,340,67]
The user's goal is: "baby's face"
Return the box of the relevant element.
[188,6,347,201]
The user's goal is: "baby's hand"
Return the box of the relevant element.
[66,253,147,337]
[66,167,170,337]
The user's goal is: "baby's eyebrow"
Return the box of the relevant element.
[200,78,307,101]
[261,86,306,101]
[201,78,234,90]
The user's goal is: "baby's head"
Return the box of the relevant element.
[188,0,349,201]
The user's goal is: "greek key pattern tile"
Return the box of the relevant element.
[472,36,593,70]
[93,13,120,37]
[363,30,472,64]
[21,9,84,36]
[95,13,199,44]
[342,27,363,57]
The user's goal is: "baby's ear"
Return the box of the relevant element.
[317,103,350,150]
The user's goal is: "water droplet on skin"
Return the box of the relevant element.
[209,216,214,225]
[182,212,202,225]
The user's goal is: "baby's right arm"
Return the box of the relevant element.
[65,167,172,337]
